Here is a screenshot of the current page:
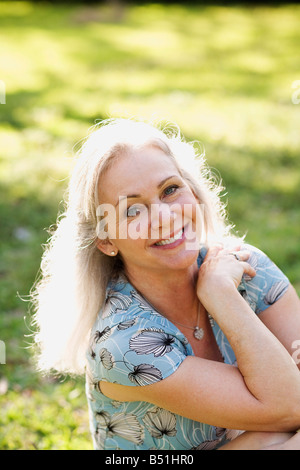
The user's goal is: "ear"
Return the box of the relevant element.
[96,238,118,257]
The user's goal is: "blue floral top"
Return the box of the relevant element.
[85,244,290,450]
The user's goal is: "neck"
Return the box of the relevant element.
[125,262,199,321]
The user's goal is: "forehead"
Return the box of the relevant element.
[99,146,181,202]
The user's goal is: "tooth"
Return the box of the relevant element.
[155,229,183,246]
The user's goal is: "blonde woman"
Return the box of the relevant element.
[32,119,300,450]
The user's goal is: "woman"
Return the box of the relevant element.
[32,118,300,450]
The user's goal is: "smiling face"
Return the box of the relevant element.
[96,145,204,280]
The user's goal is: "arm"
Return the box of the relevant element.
[195,248,300,427]
[259,284,300,370]
[100,249,300,432]
[198,281,300,429]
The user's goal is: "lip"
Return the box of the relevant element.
[150,226,186,250]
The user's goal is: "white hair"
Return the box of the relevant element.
[30,118,240,375]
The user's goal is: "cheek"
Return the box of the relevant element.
[96,206,117,241]
[186,202,206,247]
[175,193,201,224]
[178,195,206,244]
[185,197,204,223]
[120,212,150,241]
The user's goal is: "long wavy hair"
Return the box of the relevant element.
[30,118,239,375]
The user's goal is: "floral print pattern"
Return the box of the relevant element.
[86,244,290,450]
[129,329,175,357]
[128,364,163,386]
[143,408,177,438]
[95,411,145,446]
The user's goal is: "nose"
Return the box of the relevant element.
[150,203,178,233]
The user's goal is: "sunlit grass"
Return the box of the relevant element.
[0,1,299,449]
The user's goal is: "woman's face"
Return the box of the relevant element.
[97,145,203,277]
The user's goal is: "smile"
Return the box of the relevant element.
[153,228,184,246]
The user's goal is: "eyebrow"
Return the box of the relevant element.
[114,175,178,207]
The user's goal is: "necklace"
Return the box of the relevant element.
[171,304,204,341]
[136,287,205,341]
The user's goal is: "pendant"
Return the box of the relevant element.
[194,326,204,340]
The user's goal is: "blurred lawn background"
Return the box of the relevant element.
[0,0,299,449]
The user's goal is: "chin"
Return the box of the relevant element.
[158,246,199,271]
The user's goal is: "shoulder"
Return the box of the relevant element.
[86,277,190,387]
[239,243,290,314]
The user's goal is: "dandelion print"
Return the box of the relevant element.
[129,329,175,357]
[107,290,133,314]
[128,364,163,386]
[264,280,288,305]
[93,326,111,343]
[117,319,136,330]
[110,413,144,444]
[99,348,114,370]
[143,407,177,438]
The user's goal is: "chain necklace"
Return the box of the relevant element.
[138,288,206,341]
[171,304,204,341]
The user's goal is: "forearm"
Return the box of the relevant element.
[277,431,300,450]
[263,431,300,450]
[202,285,300,417]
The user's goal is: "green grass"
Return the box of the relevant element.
[0,1,300,449]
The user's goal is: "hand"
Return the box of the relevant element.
[196,245,256,302]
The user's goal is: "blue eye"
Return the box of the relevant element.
[126,204,145,218]
[164,185,179,196]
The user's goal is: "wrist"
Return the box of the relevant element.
[198,279,238,307]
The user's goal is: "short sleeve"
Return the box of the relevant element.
[239,244,290,314]
[86,313,189,388]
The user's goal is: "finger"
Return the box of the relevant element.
[224,243,242,252]
[204,244,224,260]
[228,250,251,262]
[240,261,256,279]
